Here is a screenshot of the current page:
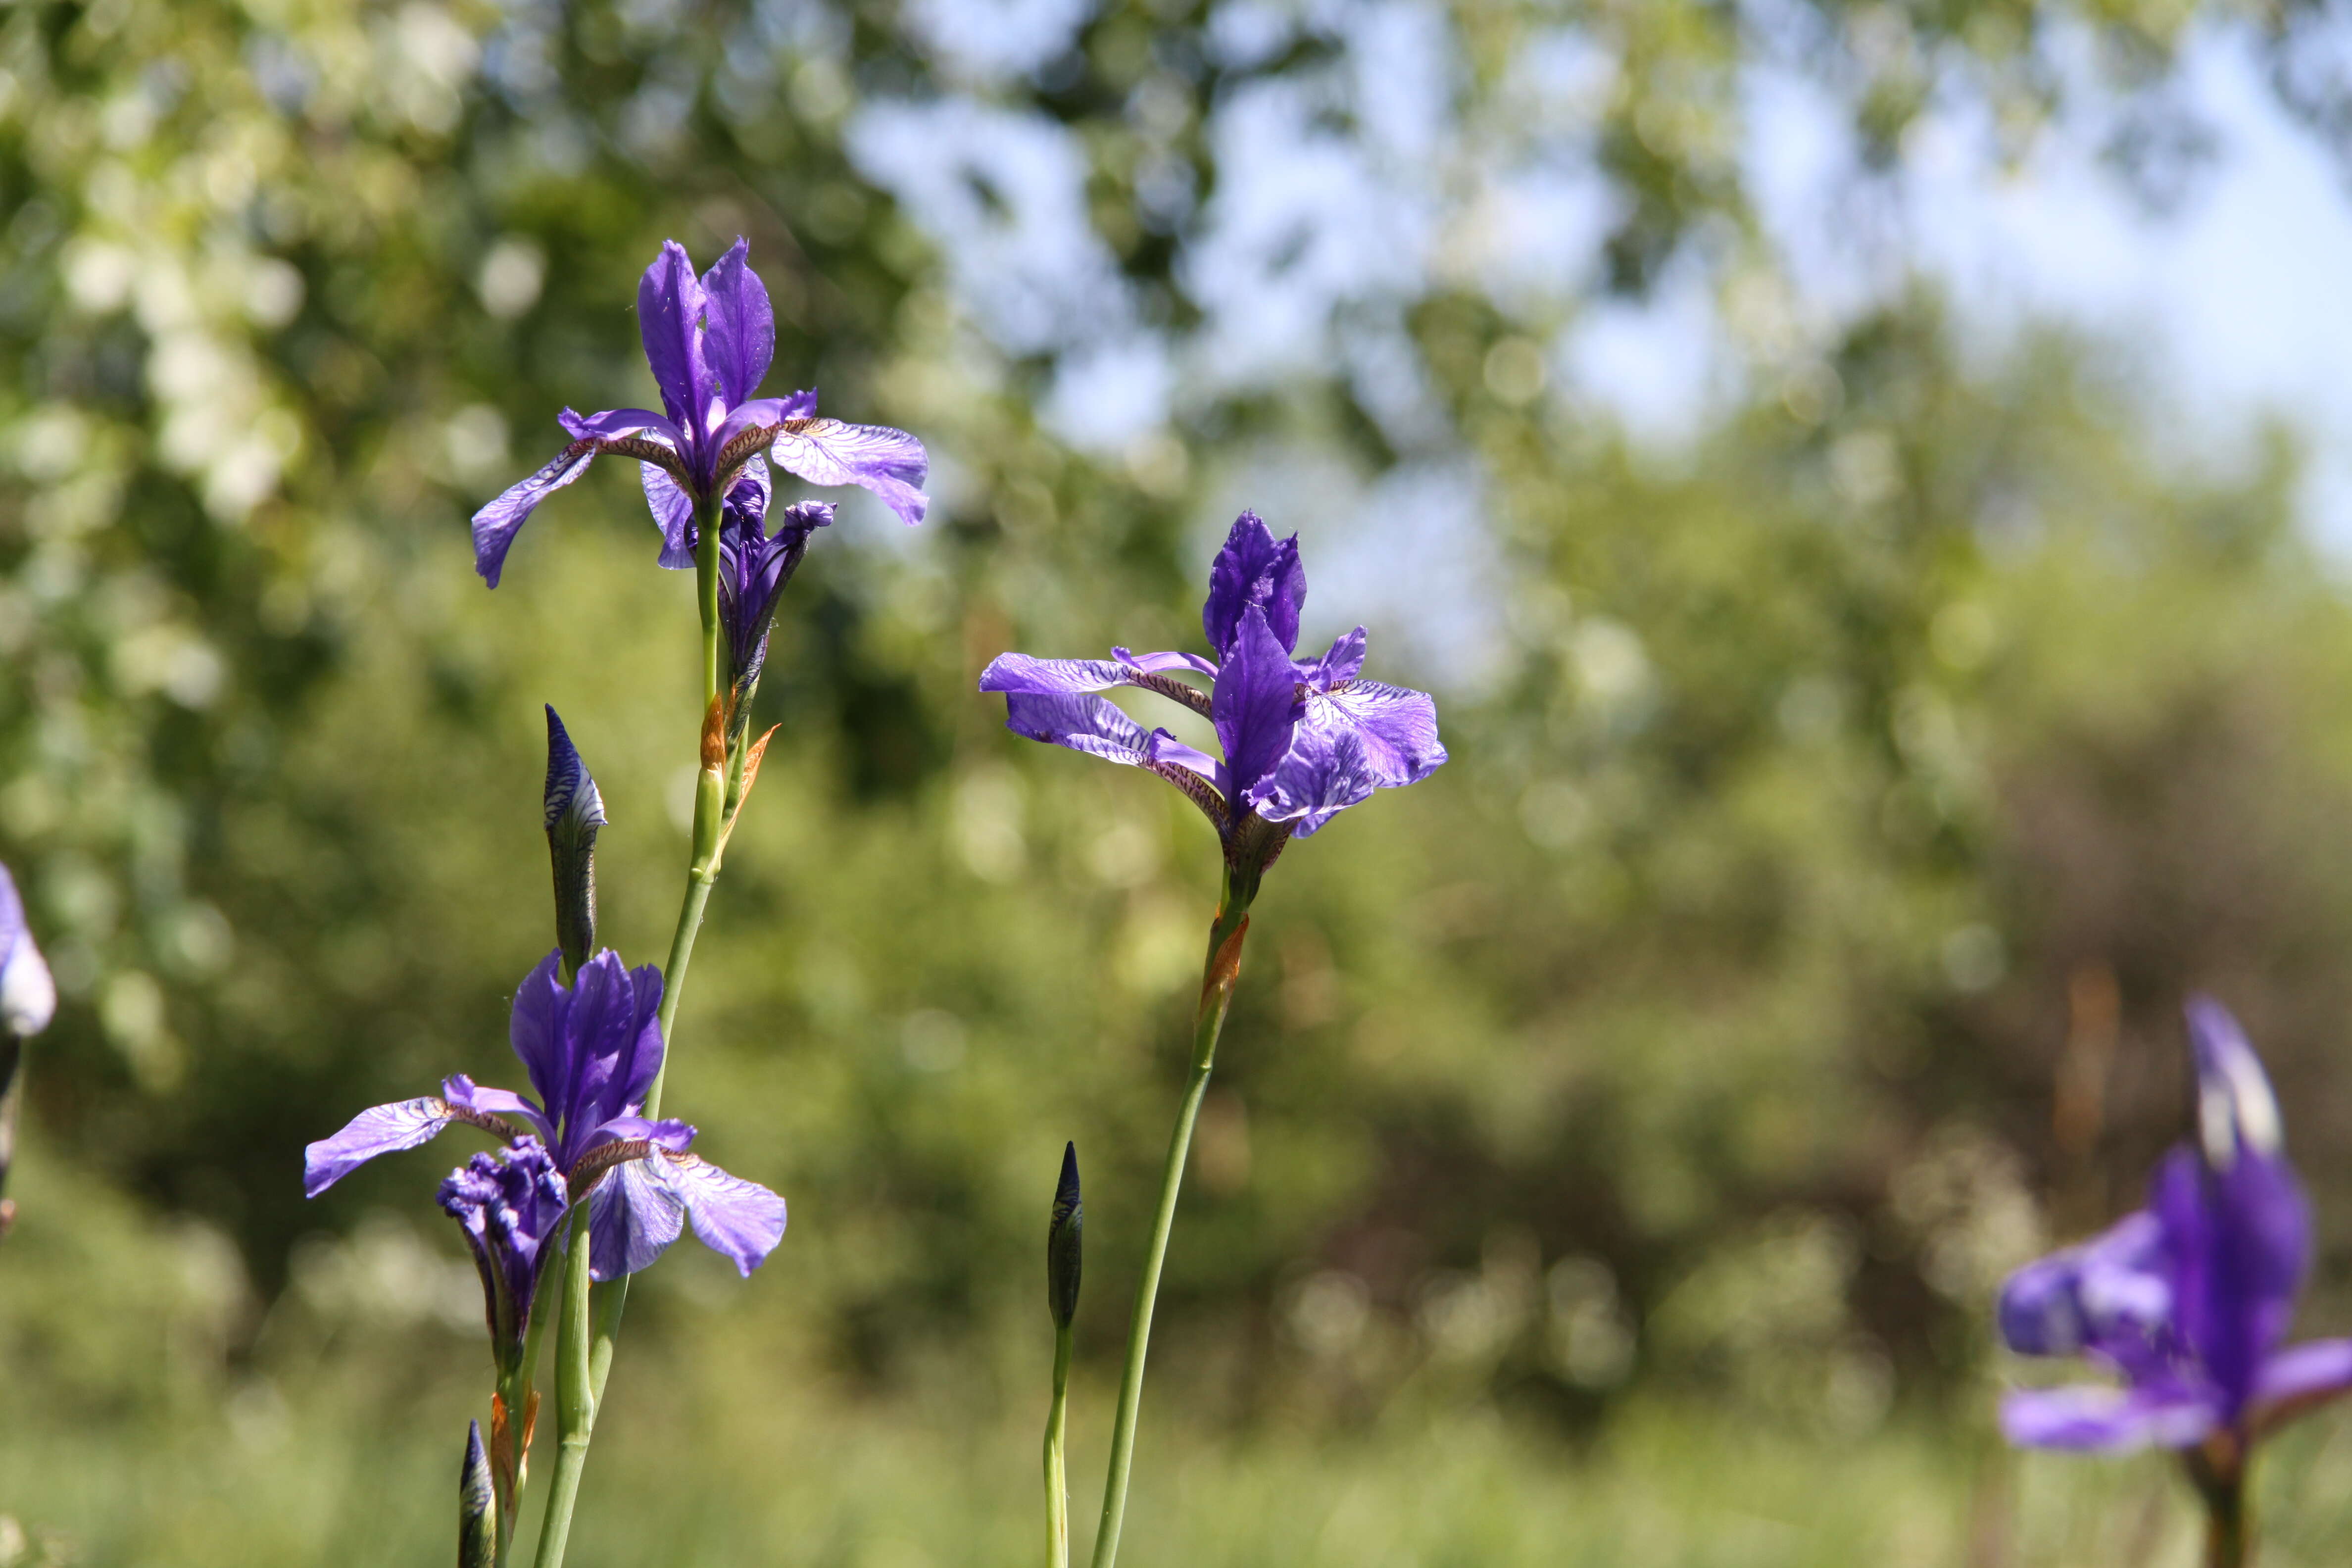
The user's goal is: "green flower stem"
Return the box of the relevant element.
[528,491,731,1568]
[491,1274,558,1566]
[1089,876,1253,1568]
[2188,1445,2252,1568]
[530,1203,598,1568]
[1045,1323,1073,1568]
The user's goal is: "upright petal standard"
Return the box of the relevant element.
[470,238,927,587]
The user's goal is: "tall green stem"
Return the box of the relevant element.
[530,1204,597,1568]
[1044,1325,1073,1568]
[527,491,729,1568]
[1089,881,1252,1568]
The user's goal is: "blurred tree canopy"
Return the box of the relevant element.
[8,0,2352,1492]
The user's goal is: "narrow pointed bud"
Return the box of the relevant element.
[1047,1141,1082,1331]
[543,706,606,977]
[459,1419,496,1568]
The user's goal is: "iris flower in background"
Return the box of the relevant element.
[303,950,788,1315]
[1997,997,2352,1535]
[0,865,53,1041]
[979,511,1446,889]
[470,238,926,588]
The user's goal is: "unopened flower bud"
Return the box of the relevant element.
[459,1419,496,1568]
[1047,1141,1082,1331]
[542,706,606,978]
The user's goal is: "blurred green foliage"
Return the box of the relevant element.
[9,0,2352,1559]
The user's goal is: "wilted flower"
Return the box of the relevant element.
[1997,998,2352,1457]
[470,238,926,587]
[978,511,1445,891]
[304,949,787,1285]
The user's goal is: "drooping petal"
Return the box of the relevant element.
[1002,692,1218,780]
[1303,674,1445,791]
[472,446,599,588]
[2252,1339,2352,1429]
[641,463,696,568]
[697,238,775,411]
[1252,721,1378,836]
[763,409,930,526]
[303,1096,457,1197]
[1113,647,1220,678]
[440,1075,555,1146]
[2001,1383,2218,1451]
[981,654,1159,696]
[1212,605,1303,805]
[558,407,682,445]
[1202,511,1305,656]
[587,1157,684,1281]
[637,241,716,444]
[652,1152,788,1275]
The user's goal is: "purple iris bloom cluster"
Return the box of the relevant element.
[469,238,925,588]
[718,496,833,694]
[979,512,1446,882]
[1997,998,2352,1455]
[305,949,787,1358]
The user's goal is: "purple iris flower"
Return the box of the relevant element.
[440,1139,568,1371]
[304,949,787,1287]
[470,238,926,588]
[1997,998,2352,1454]
[978,511,1445,882]
[0,865,53,1039]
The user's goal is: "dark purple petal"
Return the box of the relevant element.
[587,1157,684,1281]
[2001,1383,2218,1451]
[652,1152,788,1275]
[764,411,930,526]
[697,238,775,411]
[559,951,666,1138]
[1212,605,1302,804]
[641,464,696,568]
[1202,511,1305,656]
[472,446,598,588]
[2254,1339,2352,1421]
[303,1096,456,1196]
[507,950,571,1122]
[0,863,53,1037]
[2154,1140,2308,1422]
[1002,692,1218,781]
[638,241,717,443]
